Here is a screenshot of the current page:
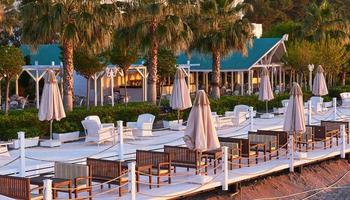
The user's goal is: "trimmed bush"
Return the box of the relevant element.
[0,102,159,141]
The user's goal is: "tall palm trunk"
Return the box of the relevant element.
[341,72,346,86]
[211,50,221,99]
[86,77,90,110]
[63,40,74,111]
[5,77,10,114]
[147,20,158,104]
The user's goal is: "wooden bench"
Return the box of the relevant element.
[136,150,171,191]
[321,120,349,144]
[256,130,289,150]
[164,145,208,175]
[87,158,127,197]
[218,137,242,169]
[248,132,278,160]
[0,175,43,200]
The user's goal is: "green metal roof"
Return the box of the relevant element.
[176,37,283,71]
[20,44,61,65]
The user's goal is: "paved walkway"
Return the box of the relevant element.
[310,186,350,200]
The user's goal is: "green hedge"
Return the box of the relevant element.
[0,102,160,141]
[329,85,350,99]
[0,89,337,141]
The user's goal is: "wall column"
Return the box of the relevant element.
[248,70,252,95]
[231,71,234,94]
[240,71,244,95]
[195,72,199,92]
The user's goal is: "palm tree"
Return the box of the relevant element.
[21,0,119,111]
[189,0,253,99]
[302,0,348,43]
[123,0,193,104]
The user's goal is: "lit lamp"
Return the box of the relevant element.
[308,64,314,91]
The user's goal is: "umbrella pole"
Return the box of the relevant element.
[266,101,268,113]
[177,110,180,124]
[50,120,53,140]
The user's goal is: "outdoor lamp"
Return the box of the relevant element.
[308,64,314,91]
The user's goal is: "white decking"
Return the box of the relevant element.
[0,107,350,199]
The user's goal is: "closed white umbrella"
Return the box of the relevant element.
[312,65,328,96]
[283,82,306,134]
[184,90,220,151]
[170,68,192,121]
[259,67,274,114]
[38,70,66,140]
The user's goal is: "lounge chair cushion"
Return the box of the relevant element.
[31,194,43,200]
[152,169,169,175]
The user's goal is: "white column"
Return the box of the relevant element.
[308,100,312,125]
[18,131,26,177]
[283,69,286,91]
[248,70,252,95]
[205,73,209,93]
[94,74,98,107]
[111,76,115,106]
[231,71,234,93]
[35,70,40,109]
[222,146,228,191]
[224,72,227,87]
[43,179,53,200]
[333,98,337,120]
[279,67,282,92]
[195,72,199,92]
[289,135,294,172]
[100,77,104,106]
[118,121,124,161]
[15,74,19,96]
[128,162,136,200]
[240,71,244,95]
[341,125,346,159]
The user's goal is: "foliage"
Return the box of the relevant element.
[156,48,176,83]
[329,85,350,98]
[262,21,301,38]
[282,40,316,73]
[0,45,24,78]
[74,50,105,79]
[109,27,139,71]
[0,0,21,46]
[189,0,253,99]
[0,102,160,140]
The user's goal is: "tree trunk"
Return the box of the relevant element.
[341,72,346,86]
[211,50,221,99]
[147,20,159,104]
[5,77,10,114]
[124,72,128,106]
[62,40,74,111]
[86,77,90,110]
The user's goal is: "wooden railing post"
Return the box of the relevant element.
[128,162,136,200]
[222,146,228,191]
[18,131,26,177]
[118,120,124,161]
[333,98,337,120]
[250,106,254,131]
[341,125,346,159]
[43,179,53,200]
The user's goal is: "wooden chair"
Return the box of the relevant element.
[308,125,337,149]
[164,145,208,175]
[321,120,349,144]
[218,137,242,169]
[249,132,279,160]
[136,150,171,191]
[295,126,314,152]
[54,162,92,200]
[219,137,258,167]
[87,158,127,197]
[0,175,43,200]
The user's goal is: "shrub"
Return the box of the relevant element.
[328,85,350,99]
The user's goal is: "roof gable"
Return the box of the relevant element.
[177,37,284,71]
